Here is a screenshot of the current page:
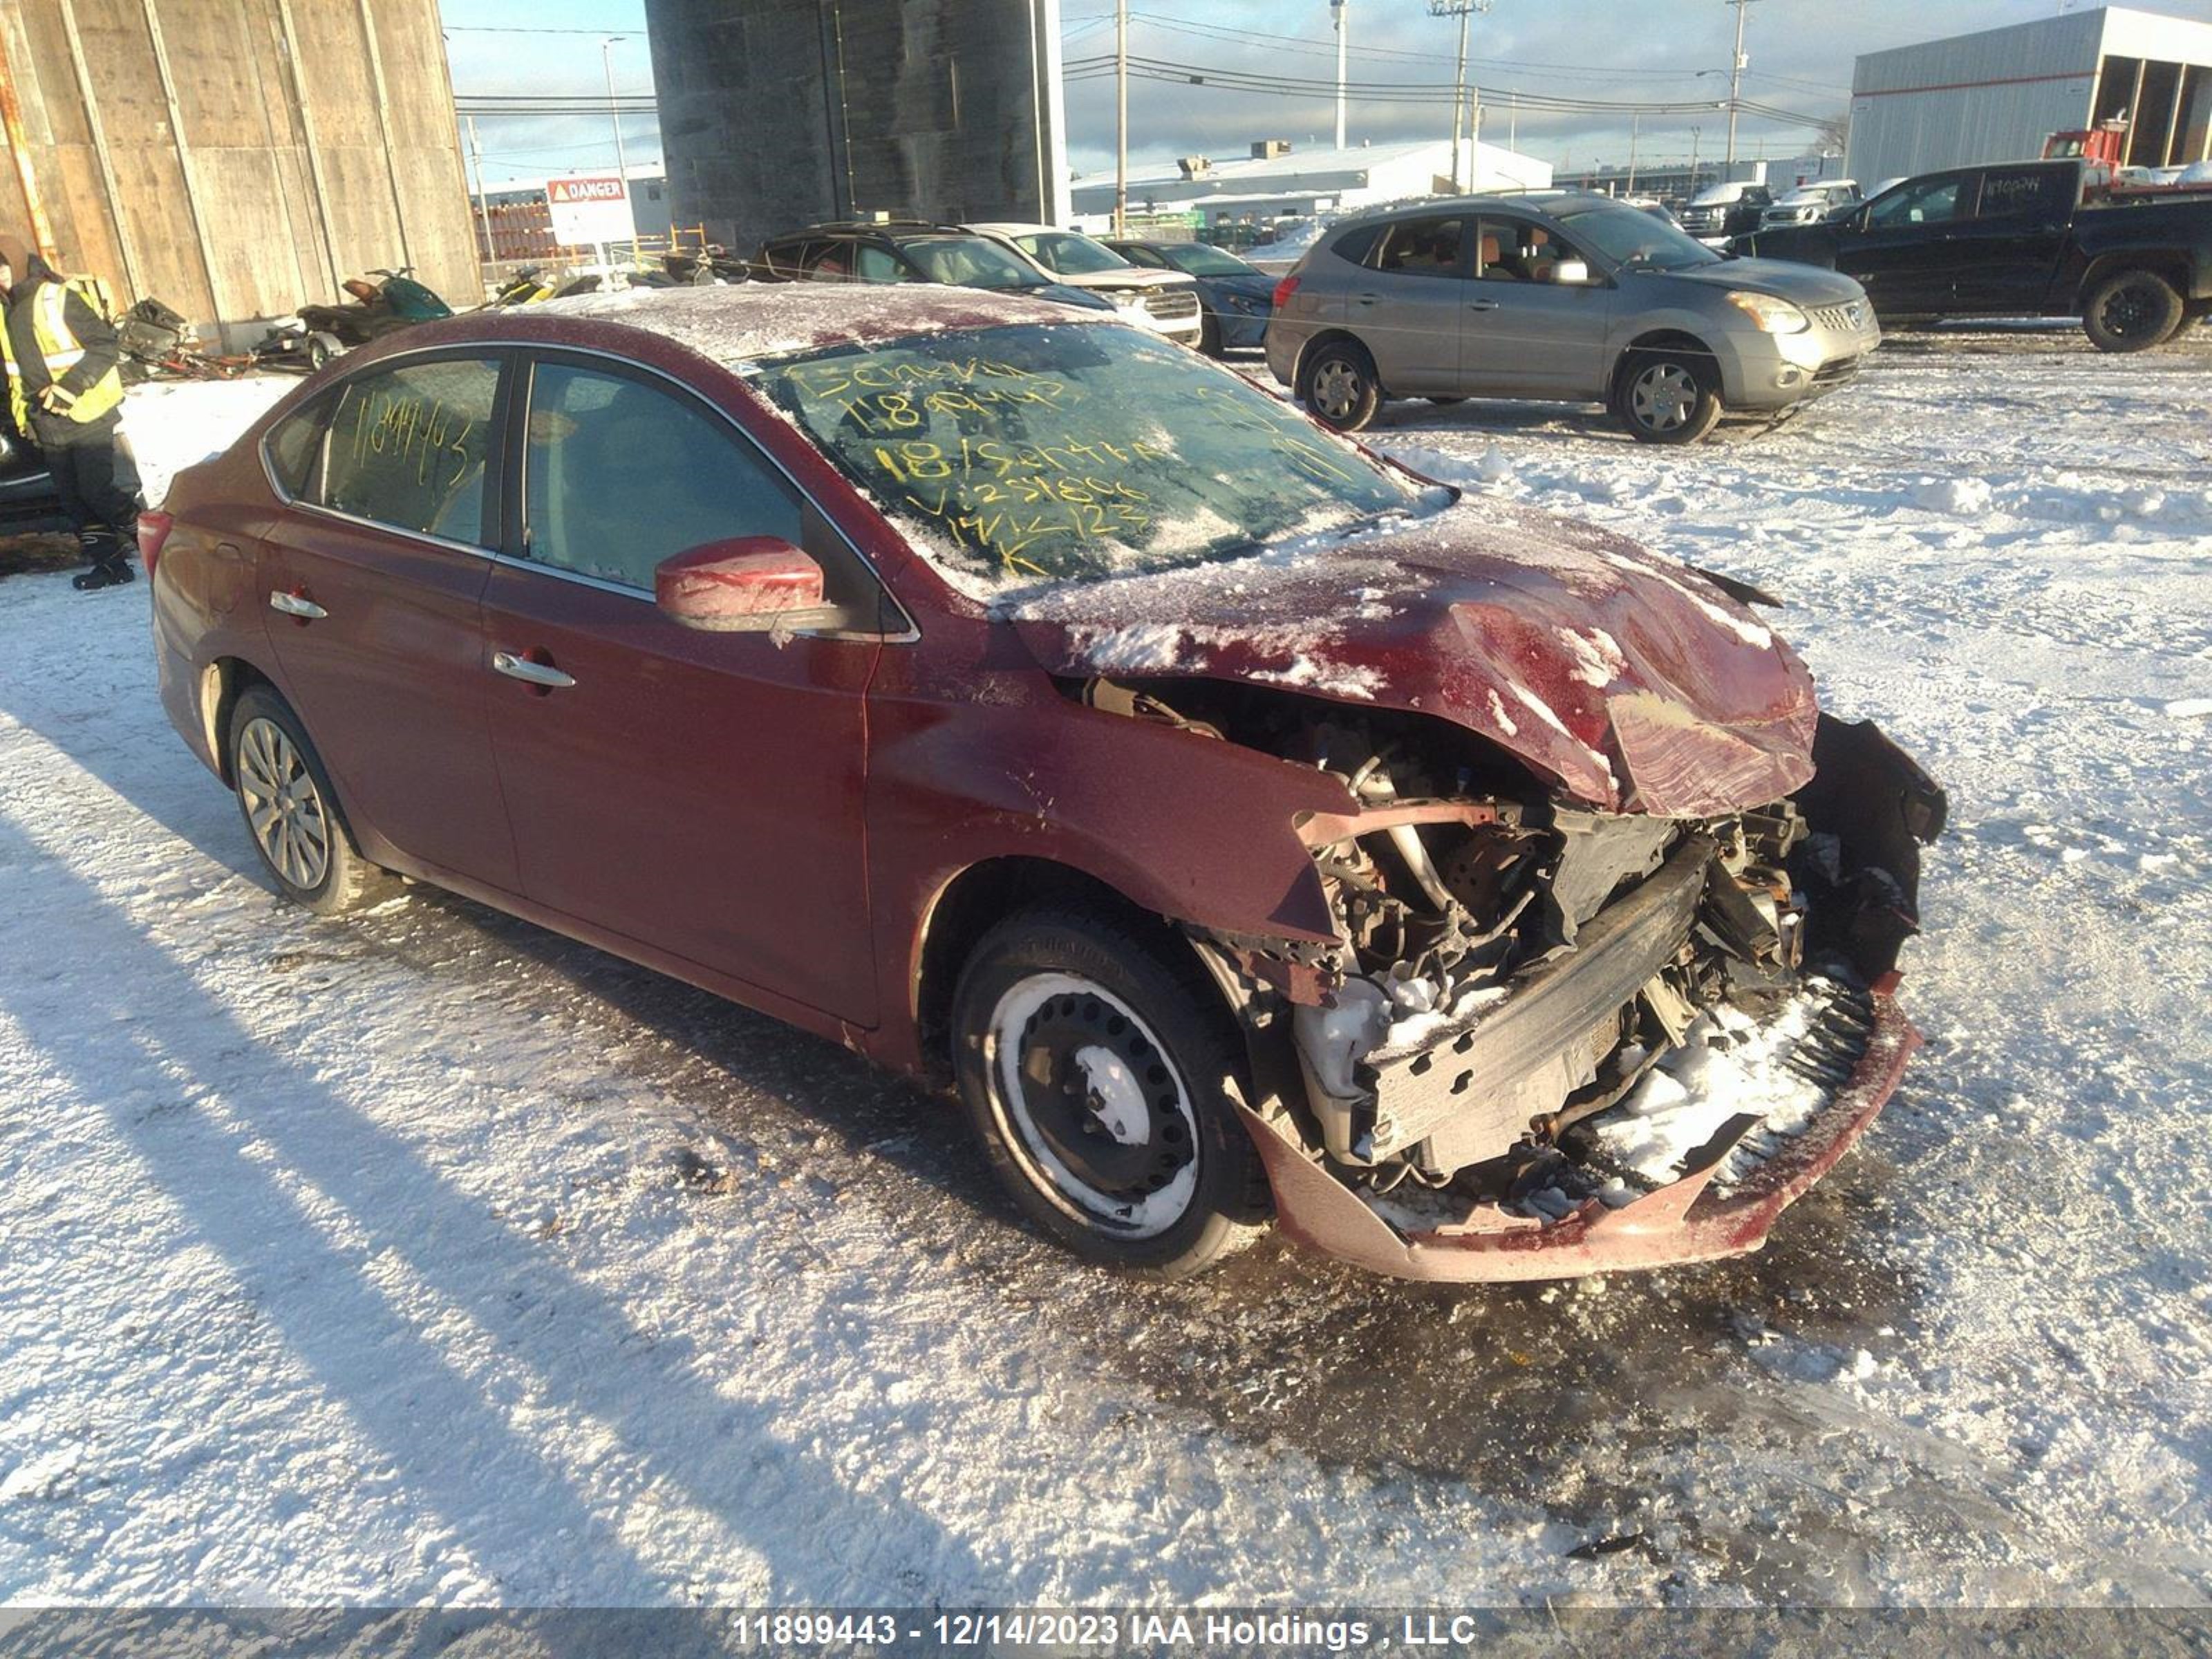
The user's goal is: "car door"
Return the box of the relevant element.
[476,353,883,1023]
[1344,214,1472,395]
[1944,165,2074,313]
[1456,214,1613,398]
[258,351,520,890]
[1839,171,1976,314]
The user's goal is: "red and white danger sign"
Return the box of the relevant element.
[545,173,635,247]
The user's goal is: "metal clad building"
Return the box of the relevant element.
[1849,6,2212,183]
[0,0,480,344]
[645,0,1069,251]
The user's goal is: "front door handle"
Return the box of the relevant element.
[269,588,326,621]
[1466,299,1501,311]
[1353,292,1381,307]
[492,650,576,690]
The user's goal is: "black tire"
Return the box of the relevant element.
[2081,270,2185,353]
[1297,338,1383,432]
[306,335,335,371]
[950,906,1271,1278]
[227,684,391,917]
[1198,312,1223,357]
[1613,346,1723,444]
[1425,395,1468,406]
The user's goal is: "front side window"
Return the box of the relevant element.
[748,322,1434,597]
[319,357,500,545]
[1369,217,1467,276]
[522,362,800,591]
[1868,176,1967,228]
[854,245,910,282]
[901,236,1047,291]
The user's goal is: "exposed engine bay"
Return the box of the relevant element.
[1080,675,1947,1250]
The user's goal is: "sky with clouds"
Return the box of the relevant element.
[441,0,2212,191]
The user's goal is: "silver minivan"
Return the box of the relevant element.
[1265,192,1881,443]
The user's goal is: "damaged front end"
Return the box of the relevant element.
[1182,698,1947,1282]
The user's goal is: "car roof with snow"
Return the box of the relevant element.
[483,281,1112,369]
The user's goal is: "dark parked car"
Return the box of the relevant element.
[1678,180,1772,243]
[149,284,1941,1283]
[753,220,1113,314]
[1731,158,2212,350]
[0,422,58,523]
[1105,237,1279,353]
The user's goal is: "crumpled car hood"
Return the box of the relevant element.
[1002,499,1819,818]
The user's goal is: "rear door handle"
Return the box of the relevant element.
[1466,299,1501,311]
[492,650,576,690]
[269,589,326,620]
[1354,292,1381,307]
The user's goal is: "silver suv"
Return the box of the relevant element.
[1266,192,1881,443]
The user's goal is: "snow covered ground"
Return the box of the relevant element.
[1,331,2209,1610]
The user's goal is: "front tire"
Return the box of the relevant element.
[950,908,1271,1278]
[1614,348,1723,444]
[1198,312,1222,357]
[229,684,391,917]
[2082,270,2184,353]
[1297,339,1383,432]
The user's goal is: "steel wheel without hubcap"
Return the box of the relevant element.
[1630,363,1698,433]
[236,716,331,890]
[984,972,1200,1238]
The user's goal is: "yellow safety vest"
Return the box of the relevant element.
[1,275,125,432]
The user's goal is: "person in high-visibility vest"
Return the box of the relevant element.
[0,238,142,591]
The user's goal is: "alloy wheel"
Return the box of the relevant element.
[237,716,332,890]
[1310,359,1363,422]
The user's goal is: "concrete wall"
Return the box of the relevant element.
[645,0,1067,252]
[0,0,480,346]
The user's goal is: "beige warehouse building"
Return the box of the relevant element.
[0,0,480,346]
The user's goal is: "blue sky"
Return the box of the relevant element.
[440,0,2212,189]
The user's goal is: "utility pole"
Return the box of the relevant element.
[1331,0,1349,151]
[465,114,494,265]
[1430,0,1490,192]
[1114,0,1127,234]
[1626,111,1639,195]
[1725,0,1755,168]
[1689,124,1701,192]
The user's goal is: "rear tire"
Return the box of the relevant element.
[950,907,1271,1278]
[228,685,391,917]
[1297,339,1383,432]
[2081,270,2184,353]
[1613,347,1723,444]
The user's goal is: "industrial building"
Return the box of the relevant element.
[0,0,480,347]
[644,0,1069,252]
[1069,138,1553,234]
[1848,6,2212,184]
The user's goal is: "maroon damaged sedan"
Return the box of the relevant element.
[148,285,1944,1281]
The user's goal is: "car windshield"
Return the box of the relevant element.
[1163,243,1259,277]
[1551,200,1722,271]
[1015,232,1132,276]
[902,236,1048,291]
[748,322,1429,596]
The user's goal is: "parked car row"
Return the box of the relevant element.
[149,280,1944,1283]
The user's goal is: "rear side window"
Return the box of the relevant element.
[521,362,800,591]
[1977,167,2069,221]
[854,245,909,282]
[1330,223,1383,265]
[319,357,500,546]
[263,393,332,499]
[1369,217,1467,276]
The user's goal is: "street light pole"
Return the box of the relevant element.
[1724,0,1756,168]
[601,35,630,259]
[1332,0,1349,151]
[1114,0,1127,234]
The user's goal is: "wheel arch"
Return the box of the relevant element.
[1613,328,1721,390]
[911,855,1230,1094]
[2077,251,2191,306]
[203,655,279,787]
[1293,327,1385,395]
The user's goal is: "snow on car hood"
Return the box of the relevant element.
[1001,498,1819,818]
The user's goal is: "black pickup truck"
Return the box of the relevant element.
[1730,158,2212,351]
